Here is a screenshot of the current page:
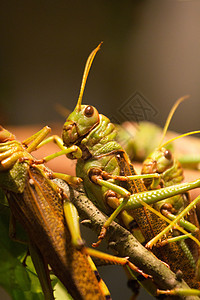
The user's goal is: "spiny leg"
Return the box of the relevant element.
[86,256,111,300]
[82,247,151,280]
[123,182,200,247]
[146,194,200,249]
[161,205,198,233]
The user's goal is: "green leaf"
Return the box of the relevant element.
[0,195,44,300]
[54,281,73,300]
[0,190,72,300]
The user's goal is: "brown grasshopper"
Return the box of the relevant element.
[0,125,150,299]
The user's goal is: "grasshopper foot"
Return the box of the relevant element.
[127,261,152,279]
[146,239,168,249]
[92,227,107,248]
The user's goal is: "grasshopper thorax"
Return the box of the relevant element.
[62,104,100,147]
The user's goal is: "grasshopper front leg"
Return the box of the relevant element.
[0,126,83,187]
[26,130,83,186]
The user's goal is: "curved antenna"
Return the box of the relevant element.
[161,130,200,149]
[76,42,103,111]
[158,95,190,148]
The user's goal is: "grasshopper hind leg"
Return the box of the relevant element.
[86,256,111,300]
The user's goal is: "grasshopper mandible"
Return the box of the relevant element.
[62,43,200,290]
[0,125,150,299]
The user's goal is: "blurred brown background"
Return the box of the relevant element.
[0,0,200,132]
[0,1,200,299]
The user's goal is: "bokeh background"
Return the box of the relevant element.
[1,1,200,299]
[1,0,200,131]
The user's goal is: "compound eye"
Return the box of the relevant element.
[164,149,172,160]
[84,105,94,117]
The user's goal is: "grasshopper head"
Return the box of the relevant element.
[142,148,173,174]
[142,96,189,176]
[0,126,15,143]
[62,104,99,147]
[62,43,102,147]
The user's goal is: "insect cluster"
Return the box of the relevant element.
[0,43,200,300]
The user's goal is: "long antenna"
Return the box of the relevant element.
[161,130,200,149]
[158,95,190,148]
[76,42,103,111]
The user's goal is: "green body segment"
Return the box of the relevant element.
[0,128,108,300]
[75,114,122,213]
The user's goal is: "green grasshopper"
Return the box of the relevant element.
[61,43,200,291]
[115,96,200,251]
[141,96,200,244]
[131,98,200,296]
[0,125,150,300]
[115,119,200,170]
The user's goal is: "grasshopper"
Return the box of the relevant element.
[133,98,200,296]
[115,119,200,170]
[61,43,200,291]
[140,96,200,245]
[115,96,200,250]
[0,125,150,300]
